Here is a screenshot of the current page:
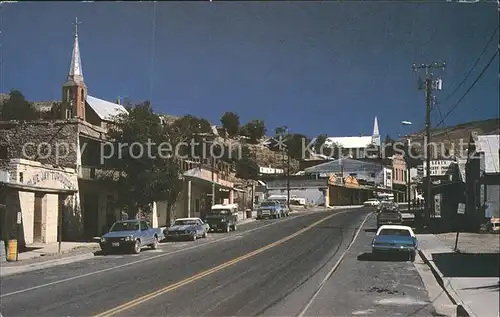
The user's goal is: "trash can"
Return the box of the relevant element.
[246,209,252,219]
[6,239,18,262]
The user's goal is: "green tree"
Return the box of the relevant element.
[234,145,259,179]
[220,112,240,137]
[285,133,310,160]
[167,115,213,158]
[0,90,39,121]
[365,143,380,158]
[314,134,327,154]
[105,101,183,222]
[275,126,288,137]
[383,134,395,158]
[240,120,266,143]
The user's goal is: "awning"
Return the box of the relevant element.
[183,168,234,190]
[0,181,78,194]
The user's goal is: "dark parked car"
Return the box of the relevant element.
[163,218,209,241]
[377,203,402,228]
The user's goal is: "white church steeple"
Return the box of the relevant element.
[62,17,87,120]
[371,116,380,146]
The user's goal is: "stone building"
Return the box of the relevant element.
[0,21,127,245]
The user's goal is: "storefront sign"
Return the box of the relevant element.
[25,171,75,189]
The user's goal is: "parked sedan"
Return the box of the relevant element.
[363,198,381,207]
[163,218,208,241]
[372,225,417,262]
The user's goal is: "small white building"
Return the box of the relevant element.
[1,159,78,245]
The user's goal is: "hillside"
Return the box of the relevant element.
[403,118,499,158]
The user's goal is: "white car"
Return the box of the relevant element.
[363,198,380,207]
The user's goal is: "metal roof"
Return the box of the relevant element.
[476,134,499,174]
[86,95,128,121]
[304,158,383,174]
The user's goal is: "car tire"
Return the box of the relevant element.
[225,225,230,233]
[409,252,416,262]
[151,236,159,250]
[191,234,197,241]
[202,231,208,238]
[133,240,141,254]
[233,223,237,231]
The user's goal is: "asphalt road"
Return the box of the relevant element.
[0,207,440,317]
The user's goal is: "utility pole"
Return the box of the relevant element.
[287,151,291,209]
[211,157,216,206]
[402,120,412,213]
[412,62,445,227]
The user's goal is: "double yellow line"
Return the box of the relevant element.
[94,212,339,317]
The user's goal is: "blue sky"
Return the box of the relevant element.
[2,1,498,138]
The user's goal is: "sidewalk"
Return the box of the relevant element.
[1,241,100,277]
[417,233,499,317]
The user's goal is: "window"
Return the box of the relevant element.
[379,229,411,236]
[140,221,149,231]
[0,145,8,159]
[65,109,72,119]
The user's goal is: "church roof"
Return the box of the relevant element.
[325,136,373,149]
[86,95,128,121]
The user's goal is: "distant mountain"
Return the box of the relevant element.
[403,118,499,158]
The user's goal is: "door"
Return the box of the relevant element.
[140,221,151,244]
[83,192,99,239]
[33,194,44,243]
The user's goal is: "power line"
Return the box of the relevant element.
[435,49,499,128]
[438,25,498,106]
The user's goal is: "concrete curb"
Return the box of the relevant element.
[327,205,364,210]
[418,249,474,317]
[0,252,96,277]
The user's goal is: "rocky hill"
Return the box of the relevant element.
[403,118,499,158]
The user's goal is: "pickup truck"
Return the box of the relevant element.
[204,204,238,232]
[257,201,283,219]
[99,219,164,254]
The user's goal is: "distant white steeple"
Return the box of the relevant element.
[68,17,84,84]
[372,116,380,146]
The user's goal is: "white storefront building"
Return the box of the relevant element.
[0,159,79,245]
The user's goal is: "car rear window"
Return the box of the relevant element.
[174,220,197,226]
[379,229,411,236]
[260,202,276,207]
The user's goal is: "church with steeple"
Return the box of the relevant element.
[60,18,127,128]
[322,116,382,158]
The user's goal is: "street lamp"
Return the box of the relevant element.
[401,121,412,213]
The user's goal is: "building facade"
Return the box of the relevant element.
[391,154,407,202]
[466,133,500,230]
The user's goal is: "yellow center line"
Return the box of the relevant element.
[93,211,343,317]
